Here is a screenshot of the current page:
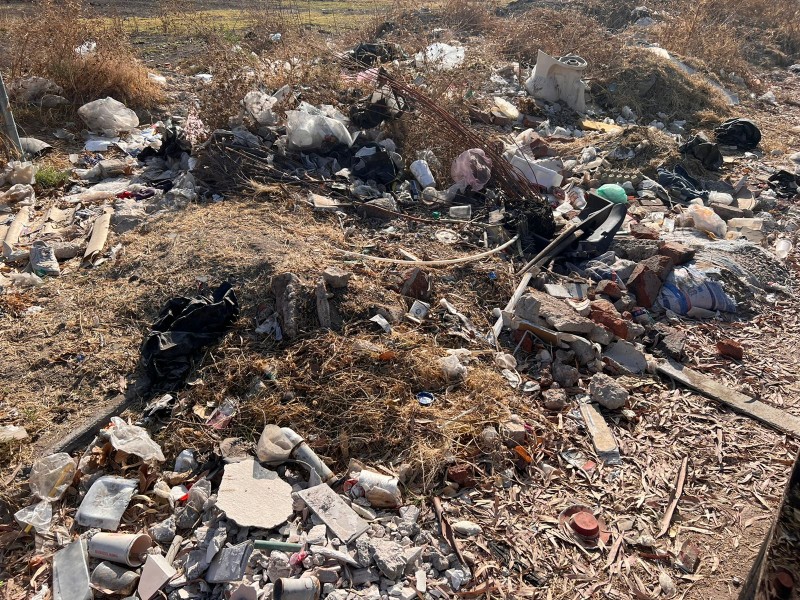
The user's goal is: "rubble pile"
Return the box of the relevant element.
[1,15,800,600]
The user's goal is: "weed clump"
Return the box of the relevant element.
[9,0,164,109]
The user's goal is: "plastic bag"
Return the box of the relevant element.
[14,499,53,533]
[440,354,467,381]
[286,110,353,151]
[30,453,76,501]
[686,204,727,238]
[451,149,492,192]
[78,97,139,135]
[415,43,465,70]
[657,265,737,315]
[107,417,165,462]
[0,161,37,186]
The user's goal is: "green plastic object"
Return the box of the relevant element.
[253,540,303,553]
[596,184,629,204]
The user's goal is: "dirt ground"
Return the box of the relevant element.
[0,0,799,598]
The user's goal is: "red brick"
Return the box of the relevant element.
[512,328,535,353]
[595,279,623,300]
[629,222,660,240]
[658,241,695,266]
[716,338,744,360]
[589,299,628,339]
[627,264,663,308]
[640,255,675,281]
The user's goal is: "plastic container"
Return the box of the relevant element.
[52,539,92,600]
[448,205,472,220]
[345,468,402,508]
[410,160,436,188]
[509,155,563,188]
[775,239,792,260]
[75,477,138,531]
[281,428,335,483]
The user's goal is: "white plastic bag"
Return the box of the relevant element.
[286,110,353,151]
[440,354,468,381]
[107,417,165,462]
[78,97,139,135]
[415,43,465,70]
[14,500,53,532]
[686,204,727,238]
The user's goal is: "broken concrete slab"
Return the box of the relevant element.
[514,293,541,322]
[297,484,369,544]
[527,289,595,334]
[603,340,647,374]
[370,539,407,580]
[206,541,254,583]
[579,402,621,464]
[138,554,176,600]
[589,373,629,409]
[216,459,294,529]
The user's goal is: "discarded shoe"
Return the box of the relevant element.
[29,241,60,277]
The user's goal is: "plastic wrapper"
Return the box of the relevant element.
[77,97,139,134]
[30,452,76,501]
[415,43,465,70]
[451,149,492,192]
[686,204,727,238]
[657,265,737,315]
[14,499,53,533]
[440,354,467,381]
[107,417,165,462]
[286,110,353,151]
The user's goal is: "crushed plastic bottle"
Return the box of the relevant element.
[29,453,76,501]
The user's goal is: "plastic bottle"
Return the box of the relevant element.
[410,160,436,188]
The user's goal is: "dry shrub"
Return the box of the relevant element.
[437,0,499,36]
[9,0,163,108]
[653,0,800,69]
[496,7,624,77]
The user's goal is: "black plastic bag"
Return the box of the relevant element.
[714,118,761,150]
[141,282,239,390]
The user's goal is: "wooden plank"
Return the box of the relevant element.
[657,359,800,438]
[579,403,621,465]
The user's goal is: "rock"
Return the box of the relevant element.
[297,484,370,544]
[552,359,579,388]
[323,266,352,289]
[710,203,751,221]
[8,76,63,102]
[717,338,744,360]
[658,241,695,265]
[589,326,614,346]
[445,568,470,591]
[627,264,662,308]
[316,279,331,329]
[639,255,674,281]
[402,546,423,573]
[603,340,647,374]
[614,294,636,313]
[371,540,407,580]
[452,521,481,537]
[660,329,686,359]
[568,336,597,366]
[271,273,301,338]
[351,567,381,585]
[40,94,69,108]
[596,279,624,300]
[590,299,628,339]
[500,419,526,443]
[148,516,176,544]
[528,290,595,334]
[589,373,629,409]
[629,222,660,240]
[430,551,449,572]
[217,460,294,529]
[542,387,567,411]
[306,524,328,546]
[514,293,541,322]
[315,567,341,584]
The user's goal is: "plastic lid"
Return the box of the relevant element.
[571,511,600,538]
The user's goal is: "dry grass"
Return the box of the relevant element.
[6,0,164,108]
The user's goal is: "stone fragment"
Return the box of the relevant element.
[271,273,301,338]
[589,373,629,409]
[323,266,351,289]
[266,551,291,583]
[542,388,567,411]
[297,484,369,544]
[452,521,481,536]
[710,203,751,221]
[627,264,662,308]
[552,359,579,388]
[568,336,597,366]
[500,419,526,443]
[658,241,695,265]
[614,294,637,313]
[603,341,647,374]
[370,540,407,580]
[316,279,331,329]
[514,293,541,322]
[528,289,595,334]
[216,459,294,529]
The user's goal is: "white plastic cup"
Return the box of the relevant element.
[88,533,152,567]
[410,160,436,188]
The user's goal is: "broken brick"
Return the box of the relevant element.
[399,268,432,300]
[447,464,476,488]
[627,264,663,308]
[589,299,628,340]
[639,254,675,281]
[658,241,695,266]
[716,338,744,360]
[629,222,660,240]
[595,279,624,300]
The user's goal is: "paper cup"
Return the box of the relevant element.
[88,532,152,567]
